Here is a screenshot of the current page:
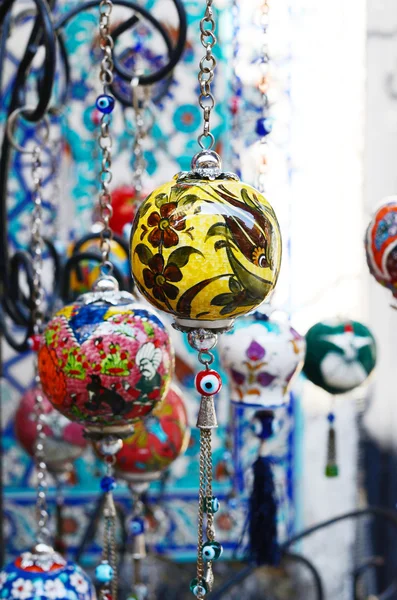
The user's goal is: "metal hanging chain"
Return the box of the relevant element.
[256,0,271,194]
[131,80,152,201]
[98,0,115,273]
[196,430,208,598]
[30,145,50,545]
[197,0,217,150]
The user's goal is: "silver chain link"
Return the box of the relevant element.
[31,145,49,543]
[197,0,217,150]
[131,81,152,201]
[98,0,114,273]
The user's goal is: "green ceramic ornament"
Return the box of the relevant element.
[303,319,376,395]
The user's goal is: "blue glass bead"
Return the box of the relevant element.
[255,117,273,137]
[327,412,335,424]
[127,516,145,536]
[202,540,223,561]
[96,94,115,114]
[95,562,114,583]
[190,578,208,597]
[100,476,117,492]
[202,496,220,514]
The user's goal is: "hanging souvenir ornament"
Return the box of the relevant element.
[114,384,190,482]
[5,109,95,597]
[15,386,87,475]
[303,318,376,477]
[365,197,397,300]
[129,2,282,595]
[219,311,305,408]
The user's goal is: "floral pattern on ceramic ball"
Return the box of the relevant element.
[303,319,377,395]
[0,550,95,600]
[365,198,397,297]
[38,292,173,433]
[15,387,87,472]
[219,313,305,408]
[114,385,190,482]
[130,176,282,327]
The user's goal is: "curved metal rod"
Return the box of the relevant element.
[61,252,132,305]
[281,507,397,551]
[284,552,324,600]
[55,0,187,86]
[110,14,174,106]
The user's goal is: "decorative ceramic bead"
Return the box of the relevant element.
[327,412,335,424]
[202,541,223,561]
[0,545,95,600]
[68,237,130,297]
[303,319,377,395]
[28,334,42,352]
[127,516,145,536]
[365,198,397,298]
[219,312,305,408]
[202,496,220,514]
[112,385,190,482]
[130,151,281,330]
[255,117,273,137]
[38,288,173,435]
[100,475,117,492]
[95,561,114,583]
[15,386,87,473]
[195,369,222,396]
[190,578,208,597]
[96,94,115,114]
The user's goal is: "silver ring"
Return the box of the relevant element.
[7,106,50,154]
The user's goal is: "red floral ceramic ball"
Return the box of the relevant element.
[114,385,190,481]
[365,198,397,297]
[15,386,87,473]
[38,289,173,436]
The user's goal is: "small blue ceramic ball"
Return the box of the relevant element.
[0,545,95,600]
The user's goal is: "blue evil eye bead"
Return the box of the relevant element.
[100,475,117,492]
[95,561,114,583]
[202,540,223,562]
[190,578,208,597]
[195,369,222,396]
[255,116,273,137]
[327,412,335,424]
[96,94,115,114]
[127,516,145,536]
[202,496,220,514]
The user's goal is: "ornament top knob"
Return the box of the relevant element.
[190,150,222,179]
[92,275,119,293]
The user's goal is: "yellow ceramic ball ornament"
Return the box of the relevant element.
[130,151,282,330]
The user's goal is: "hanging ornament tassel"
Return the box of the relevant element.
[248,410,280,566]
[95,438,122,600]
[126,486,148,600]
[187,330,223,598]
[325,412,338,477]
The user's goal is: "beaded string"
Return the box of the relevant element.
[256,0,272,194]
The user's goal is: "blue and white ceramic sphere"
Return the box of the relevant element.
[0,546,95,600]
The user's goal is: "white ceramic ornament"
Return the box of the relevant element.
[219,313,305,408]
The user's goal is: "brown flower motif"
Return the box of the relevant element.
[143,254,182,302]
[147,202,186,248]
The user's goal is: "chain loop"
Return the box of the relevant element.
[98,0,115,272]
[197,0,217,150]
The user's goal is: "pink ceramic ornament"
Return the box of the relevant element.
[15,387,87,474]
[38,284,173,437]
